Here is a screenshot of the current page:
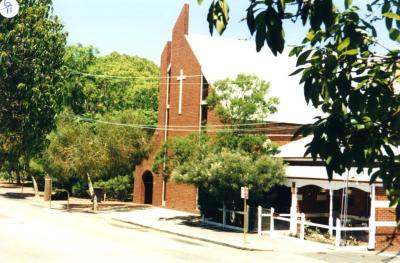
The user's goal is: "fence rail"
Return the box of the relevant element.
[257,206,375,249]
[203,204,250,232]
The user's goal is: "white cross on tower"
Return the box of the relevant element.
[177,69,186,115]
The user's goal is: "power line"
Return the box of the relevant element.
[71,71,270,86]
[72,71,203,80]
[66,115,298,133]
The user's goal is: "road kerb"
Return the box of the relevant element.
[111,218,273,252]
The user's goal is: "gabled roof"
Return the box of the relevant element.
[185,34,321,124]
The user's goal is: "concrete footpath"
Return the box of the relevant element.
[107,206,336,253]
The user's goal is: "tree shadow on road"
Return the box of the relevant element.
[0,192,35,199]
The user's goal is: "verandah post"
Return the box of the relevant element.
[329,189,334,236]
[368,184,376,250]
[290,182,298,235]
[300,213,305,241]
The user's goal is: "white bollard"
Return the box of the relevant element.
[328,215,333,236]
[300,213,305,240]
[270,207,275,237]
[368,216,376,250]
[258,206,262,236]
[335,218,341,247]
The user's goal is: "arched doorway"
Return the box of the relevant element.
[142,171,153,205]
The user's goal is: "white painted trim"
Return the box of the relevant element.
[375,200,391,208]
[177,69,186,115]
[375,221,398,227]
[284,178,371,192]
[199,71,203,133]
[167,63,171,72]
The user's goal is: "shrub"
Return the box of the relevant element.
[51,189,69,200]
[94,175,133,201]
[71,181,90,198]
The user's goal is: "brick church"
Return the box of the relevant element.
[133,4,316,212]
[133,4,399,250]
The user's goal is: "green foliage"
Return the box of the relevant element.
[94,175,133,201]
[0,0,67,183]
[44,110,152,184]
[171,147,285,212]
[71,180,89,198]
[154,132,284,214]
[71,51,160,115]
[207,74,278,125]
[152,134,210,175]
[215,132,278,157]
[63,44,98,114]
[200,0,400,211]
[44,45,159,200]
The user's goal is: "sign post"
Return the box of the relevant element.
[241,186,249,245]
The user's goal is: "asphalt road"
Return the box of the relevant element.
[0,194,398,263]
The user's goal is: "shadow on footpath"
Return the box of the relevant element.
[159,215,241,233]
[57,203,153,214]
[0,192,35,199]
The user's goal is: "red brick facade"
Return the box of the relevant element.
[133,5,298,213]
[375,187,400,251]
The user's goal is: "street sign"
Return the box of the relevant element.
[0,0,19,18]
[241,186,249,200]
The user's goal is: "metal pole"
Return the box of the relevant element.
[49,177,52,209]
[258,206,262,236]
[67,191,70,211]
[222,202,226,228]
[244,198,247,245]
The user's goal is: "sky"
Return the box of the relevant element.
[52,0,310,64]
[53,0,396,65]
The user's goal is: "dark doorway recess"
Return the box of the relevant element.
[143,171,153,205]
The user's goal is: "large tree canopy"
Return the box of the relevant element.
[200,0,400,209]
[64,49,159,115]
[0,0,67,183]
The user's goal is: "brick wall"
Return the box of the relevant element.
[133,4,200,213]
[375,186,400,251]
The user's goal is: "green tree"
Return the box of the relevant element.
[44,110,153,206]
[208,74,279,125]
[200,0,400,211]
[207,74,279,156]
[79,52,159,115]
[0,0,67,184]
[172,147,284,206]
[63,44,99,114]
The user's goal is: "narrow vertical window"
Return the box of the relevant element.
[202,76,209,101]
